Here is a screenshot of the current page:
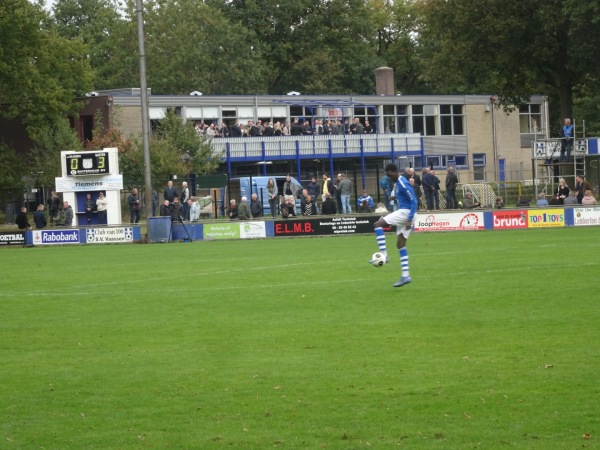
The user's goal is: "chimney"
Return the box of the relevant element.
[374,67,395,95]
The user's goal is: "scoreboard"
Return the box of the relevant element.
[65,151,110,176]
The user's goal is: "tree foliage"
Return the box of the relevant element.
[416,0,600,124]
[29,118,84,187]
[0,0,93,128]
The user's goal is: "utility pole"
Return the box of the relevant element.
[136,0,153,220]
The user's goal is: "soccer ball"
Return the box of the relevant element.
[371,252,387,267]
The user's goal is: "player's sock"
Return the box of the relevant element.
[375,227,386,253]
[399,247,409,277]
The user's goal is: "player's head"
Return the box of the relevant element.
[384,163,399,181]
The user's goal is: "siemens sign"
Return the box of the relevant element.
[32,230,81,245]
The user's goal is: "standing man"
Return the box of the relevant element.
[151,190,159,217]
[49,191,61,226]
[574,175,593,204]
[445,167,459,209]
[431,170,441,210]
[334,173,343,213]
[128,188,141,224]
[163,180,177,204]
[338,173,353,214]
[33,204,47,229]
[560,118,574,161]
[306,176,321,201]
[321,173,334,204]
[84,193,95,224]
[371,164,418,288]
[410,168,422,210]
[180,181,190,220]
[421,168,435,210]
[353,117,364,134]
[63,201,74,227]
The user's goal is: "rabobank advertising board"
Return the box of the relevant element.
[32,229,80,245]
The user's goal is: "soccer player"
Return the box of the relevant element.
[371,163,418,287]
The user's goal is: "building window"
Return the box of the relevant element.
[473,153,486,181]
[440,105,464,135]
[519,104,542,134]
[453,155,468,167]
[412,105,436,136]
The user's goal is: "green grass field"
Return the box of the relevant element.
[2,228,599,449]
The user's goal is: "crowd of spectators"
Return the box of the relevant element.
[194,117,376,139]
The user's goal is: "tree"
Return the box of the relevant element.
[416,0,600,129]
[151,110,222,179]
[371,0,430,94]
[52,0,141,90]
[29,118,84,187]
[211,0,385,94]
[141,0,269,94]
[0,0,93,129]
[0,144,26,189]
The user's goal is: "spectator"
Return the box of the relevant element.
[283,174,301,214]
[189,197,200,221]
[160,199,171,217]
[563,191,578,206]
[33,204,47,229]
[445,167,459,209]
[163,180,177,203]
[334,173,343,212]
[49,191,61,226]
[227,199,238,220]
[379,174,393,210]
[128,188,141,224]
[495,197,505,208]
[462,193,480,209]
[431,170,441,209]
[180,181,190,220]
[410,168,423,210]
[266,178,278,218]
[516,196,530,207]
[321,193,337,215]
[15,207,31,230]
[536,193,549,207]
[581,190,597,205]
[338,173,353,214]
[84,193,95,225]
[238,196,252,220]
[321,173,334,204]
[560,118,574,161]
[63,201,74,226]
[280,196,296,218]
[354,118,364,134]
[422,168,435,210]
[250,193,263,217]
[96,192,108,224]
[302,195,317,216]
[555,178,570,205]
[575,175,593,204]
[306,176,321,201]
[290,118,303,136]
[357,189,374,212]
[151,190,159,217]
